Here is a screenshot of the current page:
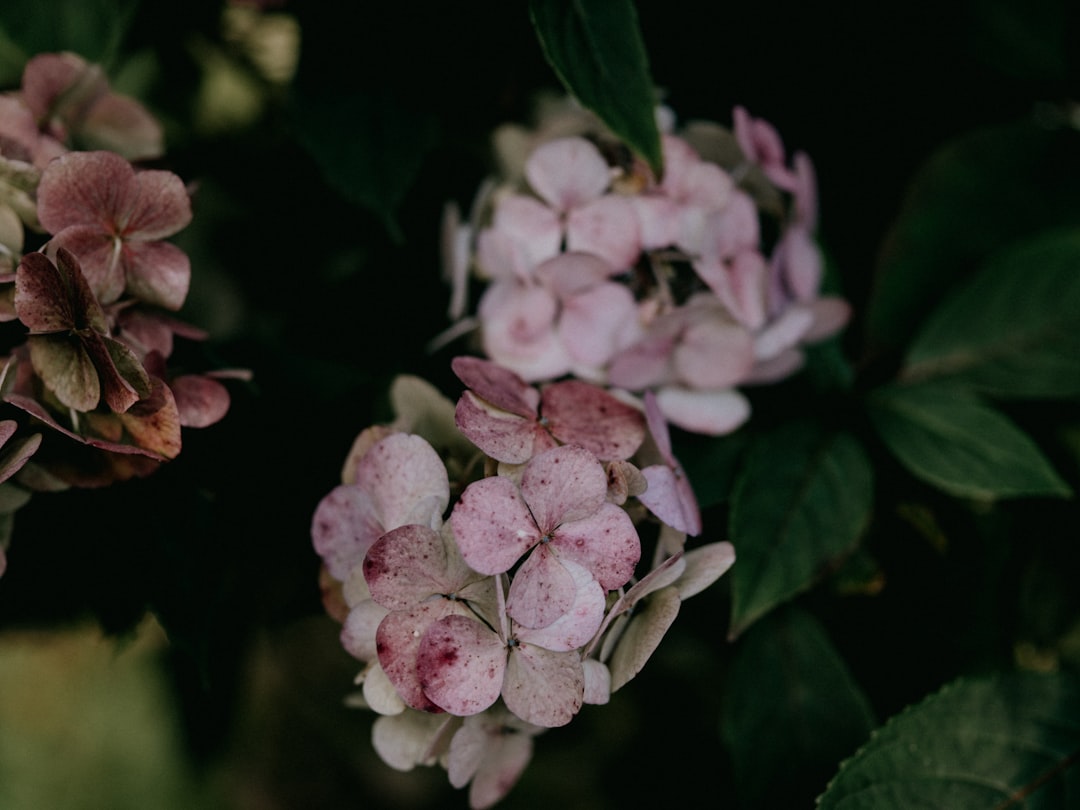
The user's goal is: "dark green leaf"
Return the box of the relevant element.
[0,0,137,69]
[902,228,1080,398]
[817,671,1080,809]
[528,0,663,176]
[290,90,439,241]
[868,384,1071,500]
[865,119,1080,354]
[728,421,873,638]
[722,607,876,809]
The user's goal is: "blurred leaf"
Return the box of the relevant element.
[968,0,1067,82]
[818,671,1080,809]
[0,0,138,68]
[528,0,663,176]
[0,618,219,810]
[290,89,439,241]
[722,606,876,809]
[902,227,1080,398]
[728,420,873,638]
[868,384,1071,500]
[865,118,1080,354]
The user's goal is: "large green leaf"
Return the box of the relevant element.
[818,671,1080,809]
[528,0,663,176]
[868,384,1071,500]
[728,421,873,638]
[865,119,1080,354]
[722,607,877,809]
[289,90,439,241]
[902,228,1080,398]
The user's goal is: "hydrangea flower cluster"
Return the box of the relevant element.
[312,358,734,808]
[443,100,850,435]
[0,53,246,574]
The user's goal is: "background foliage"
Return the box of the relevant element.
[0,1,1078,808]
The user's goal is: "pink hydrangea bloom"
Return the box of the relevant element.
[36,150,192,309]
[483,137,641,273]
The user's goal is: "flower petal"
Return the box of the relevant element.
[519,445,608,532]
[356,433,450,534]
[121,240,191,311]
[505,544,577,630]
[639,464,702,536]
[451,475,539,575]
[311,485,383,580]
[514,557,605,651]
[551,502,640,590]
[451,356,539,418]
[525,137,609,211]
[656,386,751,436]
[169,374,231,428]
[502,643,583,727]
[541,380,645,462]
[565,195,641,271]
[607,586,681,692]
[378,601,467,712]
[417,613,506,716]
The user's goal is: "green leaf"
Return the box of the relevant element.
[289,90,439,241]
[528,0,663,176]
[817,671,1080,809]
[728,421,873,638]
[0,0,138,69]
[722,607,877,809]
[902,228,1080,398]
[865,119,1080,354]
[868,384,1071,500]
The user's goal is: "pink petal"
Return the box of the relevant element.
[541,380,645,462]
[363,524,476,610]
[803,296,852,342]
[451,475,539,575]
[417,614,506,716]
[606,330,678,390]
[565,195,642,271]
[691,190,759,260]
[501,643,583,727]
[170,374,230,427]
[519,445,608,533]
[475,227,532,281]
[532,251,611,297]
[630,195,681,250]
[123,168,192,240]
[372,711,454,771]
[378,601,469,712]
[47,225,125,304]
[505,544,578,630]
[514,557,605,651]
[311,485,383,580]
[454,390,552,465]
[656,386,751,436]
[754,305,815,361]
[451,356,539,418]
[551,502,641,590]
[489,194,561,268]
[693,251,768,330]
[37,151,138,234]
[355,433,450,534]
[449,712,535,809]
[21,53,102,123]
[478,280,570,382]
[525,137,610,211]
[342,599,390,661]
[80,93,164,161]
[121,239,191,311]
[792,151,818,230]
[745,348,805,384]
[639,465,702,536]
[557,282,641,371]
[776,225,823,302]
[642,390,674,462]
[672,316,756,389]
